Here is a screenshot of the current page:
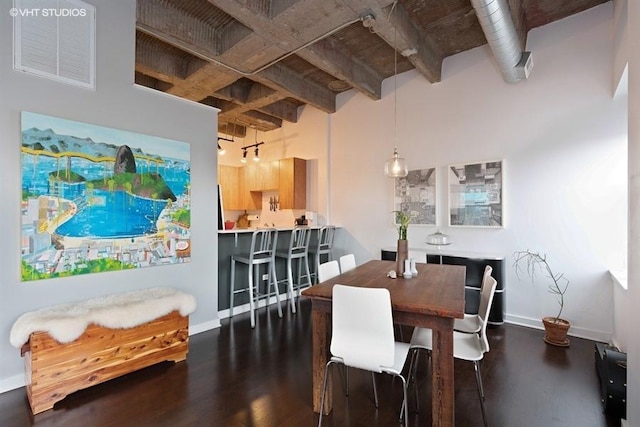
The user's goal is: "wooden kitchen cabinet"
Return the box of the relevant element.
[219,158,306,211]
[240,166,261,210]
[261,160,280,190]
[245,161,279,191]
[279,158,306,209]
[218,165,242,210]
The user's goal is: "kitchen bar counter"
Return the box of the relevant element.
[219,226,320,234]
[218,227,336,312]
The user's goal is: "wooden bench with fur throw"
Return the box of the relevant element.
[10,287,196,415]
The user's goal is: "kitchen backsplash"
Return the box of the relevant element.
[259,191,306,227]
[225,191,304,228]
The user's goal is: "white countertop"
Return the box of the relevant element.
[219,226,322,234]
[382,245,505,260]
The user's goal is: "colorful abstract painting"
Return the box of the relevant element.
[20,111,191,281]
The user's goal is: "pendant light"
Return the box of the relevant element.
[384,1,408,178]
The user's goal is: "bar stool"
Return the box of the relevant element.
[275,227,312,314]
[230,228,282,328]
[309,225,336,284]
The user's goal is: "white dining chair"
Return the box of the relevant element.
[338,253,356,273]
[318,284,410,427]
[454,265,493,334]
[407,276,498,427]
[317,260,340,283]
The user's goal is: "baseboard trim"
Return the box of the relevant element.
[504,314,611,343]
[0,374,25,394]
[218,291,299,320]
[190,319,221,335]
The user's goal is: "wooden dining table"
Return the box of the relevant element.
[301,259,465,427]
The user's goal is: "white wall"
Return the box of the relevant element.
[0,1,220,391]
[625,0,639,422]
[328,3,626,341]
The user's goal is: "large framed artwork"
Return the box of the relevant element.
[21,111,191,282]
[448,160,503,227]
[395,168,437,225]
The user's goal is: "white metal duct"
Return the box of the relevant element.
[471,0,532,83]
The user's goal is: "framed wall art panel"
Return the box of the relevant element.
[448,160,503,227]
[395,168,437,226]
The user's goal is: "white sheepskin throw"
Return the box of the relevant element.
[10,287,197,348]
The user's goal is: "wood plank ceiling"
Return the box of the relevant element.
[135,0,609,138]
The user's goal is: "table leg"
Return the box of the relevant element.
[312,310,332,414]
[431,325,455,427]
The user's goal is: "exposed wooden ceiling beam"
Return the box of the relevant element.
[218,83,286,120]
[257,99,299,123]
[218,122,246,138]
[137,0,337,114]
[207,0,377,105]
[302,36,383,100]
[341,0,442,83]
[137,0,218,55]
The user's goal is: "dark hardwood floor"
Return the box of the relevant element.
[0,298,621,427]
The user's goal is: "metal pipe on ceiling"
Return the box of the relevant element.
[470,0,532,83]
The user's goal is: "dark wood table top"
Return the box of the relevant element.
[302,260,465,319]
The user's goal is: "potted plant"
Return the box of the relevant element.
[393,210,412,276]
[513,250,571,346]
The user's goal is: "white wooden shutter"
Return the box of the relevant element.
[13,0,96,89]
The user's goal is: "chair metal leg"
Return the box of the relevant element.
[397,374,408,427]
[345,366,349,396]
[248,265,256,328]
[371,372,379,408]
[318,360,336,427]
[270,261,283,318]
[229,258,236,318]
[407,349,420,412]
[286,257,297,314]
[474,360,488,427]
[315,253,321,284]
[474,360,486,400]
[299,254,312,295]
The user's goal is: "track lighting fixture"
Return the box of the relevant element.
[217,143,226,155]
[239,142,264,163]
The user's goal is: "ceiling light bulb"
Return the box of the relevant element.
[253,147,260,162]
[241,149,248,163]
[217,143,226,155]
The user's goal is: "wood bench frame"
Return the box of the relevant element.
[20,310,189,414]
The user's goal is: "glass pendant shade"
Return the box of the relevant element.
[385,148,408,178]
